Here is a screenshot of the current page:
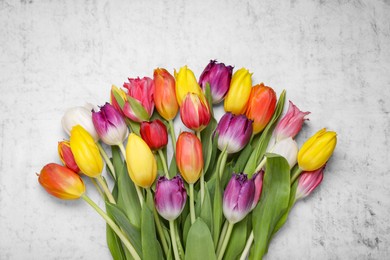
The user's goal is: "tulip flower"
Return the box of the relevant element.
[153,68,179,121]
[176,132,203,184]
[154,175,187,221]
[58,141,80,173]
[270,137,298,169]
[123,77,155,122]
[110,85,127,115]
[199,60,233,104]
[295,166,325,201]
[92,103,129,146]
[140,119,168,150]
[62,105,99,142]
[126,133,157,188]
[174,66,203,106]
[180,93,211,132]
[38,163,85,200]
[251,170,264,210]
[215,112,253,154]
[298,128,337,171]
[70,125,103,178]
[224,68,252,115]
[245,84,277,134]
[274,101,310,142]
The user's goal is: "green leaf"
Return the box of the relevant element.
[200,182,213,235]
[106,223,126,260]
[182,213,192,248]
[212,162,223,248]
[201,118,217,174]
[250,153,291,260]
[141,200,163,260]
[224,217,248,260]
[233,142,253,173]
[185,218,216,260]
[126,94,150,121]
[168,153,178,178]
[112,90,125,109]
[204,83,214,117]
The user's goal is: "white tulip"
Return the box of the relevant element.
[270,137,298,169]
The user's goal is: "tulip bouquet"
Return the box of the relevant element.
[37,60,337,260]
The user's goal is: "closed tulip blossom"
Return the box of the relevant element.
[110,85,127,115]
[251,171,264,210]
[140,119,168,150]
[123,77,155,122]
[92,103,129,146]
[38,163,85,200]
[224,68,252,115]
[199,60,233,104]
[174,66,203,106]
[58,141,80,173]
[270,137,299,169]
[214,112,253,154]
[153,68,179,121]
[62,105,99,142]
[154,175,187,221]
[295,166,325,201]
[180,93,211,132]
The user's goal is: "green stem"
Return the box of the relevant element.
[169,220,180,260]
[90,177,104,199]
[81,194,141,260]
[219,150,228,179]
[196,131,205,206]
[174,222,185,259]
[135,185,144,207]
[189,183,196,224]
[217,222,234,260]
[254,157,267,173]
[96,142,116,180]
[157,149,169,177]
[151,192,169,257]
[239,230,253,260]
[169,120,177,152]
[118,143,127,159]
[290,168,303,184]
[96,175,116,204]
[216,220,228,254]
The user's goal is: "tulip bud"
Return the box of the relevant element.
[126,133,157,188]
[174,66,203,106]
[270,137,298,169]
[295,166,325,201]
[214,113,253,154]
[140,119,168,150]
[223,173,255,224]
[176,132,203,184]
[38,163,85,200]
[224,68,252,115]
[155,175,187,221]
[180,93,211,132]
[70,125,103,178]
[245,84,277,134]
[274,101,310,142]
[153,68,179,121]
[298,129,337,171]
[110,85,127,115]
[251,171,264,210]
[123,77,155,122]
[62,105,99,142]
[92,103,129,146]
[199,60,233,104]
[58,141,80,173]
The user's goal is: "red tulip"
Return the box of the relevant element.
[58,141,80,173]
[140,119,168,150]
[180,93,211,132]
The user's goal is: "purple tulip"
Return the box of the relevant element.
[251,170,264,210]
[92,103,129,145]
[215,113,253,154]
[155,175,187,221]
[199,60,233,104]
[223,173,255,224]
[295,166,325,201]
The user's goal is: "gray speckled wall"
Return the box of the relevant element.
[1,0,389,259]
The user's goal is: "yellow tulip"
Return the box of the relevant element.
[126,133,157,188]
[174,65,203,106]
[298,128,337,171]
[70,125,103,177]
[224,68,252,115]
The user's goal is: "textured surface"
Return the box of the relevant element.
[1,0,390,259]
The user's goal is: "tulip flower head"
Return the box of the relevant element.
[224,67,252,115]
[214,112,253,154]
[70,125,103,178]
[140,119,168,150]
[270,137,299,169]
[295,166,325,201]
[126,133,157,188]
[154,175,187,221]
[180,93,211,132]
[174,66,203,106]
[251,170,264,210]
[123,77,155,122]
[92,103,129,146]
[298,129,337,171]
[38,163,85,200]
[58,140,80,173]
[176,132,203,184]
[199,60,233,104]
[223,173,255,224]
[62,105,99,142]
[153,68,179,121]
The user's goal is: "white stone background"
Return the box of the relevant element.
[0,0,389,259]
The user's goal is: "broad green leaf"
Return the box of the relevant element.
[250,154,290,260]
[204,135,219,181]
[185,218,216,260]
[168,153,178,178]
[141,199,163,260]
[200,182,213,235]
[182,214,192,248]
[233,142,253,173]
[106,223,126,260]
[224,217,248,260]
[201,117,217,174]
[126,118,140,136]
[212,160,223,248]
[126,94,150,121]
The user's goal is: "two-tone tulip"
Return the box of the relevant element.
[110,85,127,115]
[70,125,103,178]
[180,93,211,132]
[295,166,325,201]
[92,103,129,146]
[62,105,99,141]
[224,68,252,115]
[245,84,277,134]
[58,141,80,173]
[270,137,298,169]
[38,163,85,200]
[199,60,233,104]
[153,68,179,121]
[251,170,264,210]
[154,175,187,221]
[140,119,168,150]
[123,77,155,122]
[174,66,203,106]
[214,112,253,154]
[298,129,337,171]
[126,133,157,188]
[176,132,203,184]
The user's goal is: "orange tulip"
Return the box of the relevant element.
[153,68,179,121]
